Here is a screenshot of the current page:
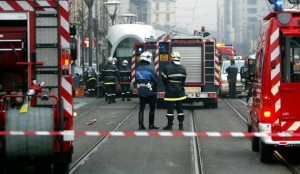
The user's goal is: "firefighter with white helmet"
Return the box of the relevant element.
[161,51,187,130]
[100,56,120,104]
[119,59,132,101]
[84,67,97,97]
[135,51,159,130]
[244,55,255,104]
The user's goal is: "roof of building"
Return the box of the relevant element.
[106,24,157,57]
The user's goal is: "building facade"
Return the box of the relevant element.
[151,0,176,31]
[217,0,270,55]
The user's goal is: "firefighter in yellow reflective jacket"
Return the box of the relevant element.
[119,60,132,101]
[101,57,120,104]
[84,67,97,97]
[161,51,187,130]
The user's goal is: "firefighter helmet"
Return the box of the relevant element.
[140,51,152,63]
[248,55,255,60]
[113,57,117,64]
[107,56,113,63]
[122,60,128,66]
[171,51,181,65]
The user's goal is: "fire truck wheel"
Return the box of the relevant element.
[35,159,52,174]
[259,140,275,163]
[53,162,69,174]
[251,137,259,152]
[5,108,54,158]
[0,158,7,174]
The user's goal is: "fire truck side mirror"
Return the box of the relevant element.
[240,67,249,79]
[71,38,77,61]
[70,24,77,36]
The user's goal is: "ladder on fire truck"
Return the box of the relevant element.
[33,0,60,107]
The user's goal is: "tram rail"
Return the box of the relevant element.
[223,98,300,174]
[70,100,140,173]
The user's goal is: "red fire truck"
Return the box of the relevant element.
[241,0,300,163]
[0,1,74,173]
[132,35,220,108]
[216,43,237,61]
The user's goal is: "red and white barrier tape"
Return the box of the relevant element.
[0,131,299,137]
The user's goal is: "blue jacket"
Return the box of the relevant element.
[135,62,158,97]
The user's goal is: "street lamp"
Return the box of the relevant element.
[104,1,122,25]
[121,14,136,24]
[85,0,95,67]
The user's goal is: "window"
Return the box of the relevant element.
[287,37,300,82]
[247,17,257,23]
[248,0,257,5]
[166,3,170,11]
[166,14,170,22]
[248,8,257,14]
[156,14,159,22]
[156,3,159,10]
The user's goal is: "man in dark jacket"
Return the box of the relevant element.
[101,57,119,104]
[135,51,159,130]
[226,60,238,98]
[161,51,187,130]
[119,60,132,101]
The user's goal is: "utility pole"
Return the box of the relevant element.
[81,0,85,77]
[85,0,94,67]
[94,0,99,72]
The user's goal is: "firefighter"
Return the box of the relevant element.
[245,55,255,103]
[119,60,132,101]
[226,60,238,99]
[135,51,159,130]
[161,51,187,130]
[84,67,97,97]
[101,57,119,104]
[98,59,106,99]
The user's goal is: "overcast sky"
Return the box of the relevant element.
[175,0,217,35]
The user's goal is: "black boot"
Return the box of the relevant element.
[108,96,112,104]
[178,115,185,130]
[125,93,131,101]
[105,93,108,101]
[122,97,125,101]
[139,111,146,130]
[163,116,174,130]
[149,111,159,129]
[112,96,116,103]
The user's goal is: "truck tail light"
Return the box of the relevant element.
[262,94,271,101]
[158,92,165,98]
[261,107,273,123]
[61,49,70,75]
[208,93,216,98]
[263,110,271,118]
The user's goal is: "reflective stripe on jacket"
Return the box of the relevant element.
[101,63,119,84]
[161,63,187,101]
[119,65,131,83]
